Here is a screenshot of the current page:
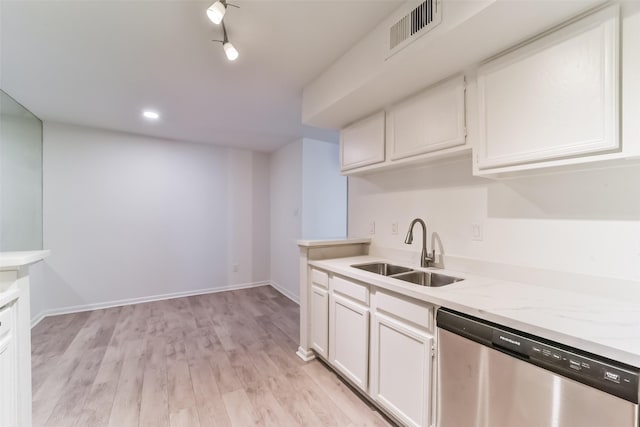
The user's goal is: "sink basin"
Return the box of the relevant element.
[393,271,463,287]
[352,262,413,276]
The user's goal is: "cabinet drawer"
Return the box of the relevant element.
[310,268,329,288]
[375,290,432,331]
[331,276,369,306]
[0,304,14,339]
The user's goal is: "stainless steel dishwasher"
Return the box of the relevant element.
[436,308,639,427]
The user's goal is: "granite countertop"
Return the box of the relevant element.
[309,255,640,368]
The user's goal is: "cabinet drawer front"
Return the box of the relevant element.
[0,303,14,340]
[375,290,432,331]
[310,268,329,288]
[331,276,369,305]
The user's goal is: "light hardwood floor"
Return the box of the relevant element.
[31,286,394,427]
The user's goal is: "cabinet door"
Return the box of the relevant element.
[340,111,385,171]
[310,284,329,359]
[0,303,18,427]
[370,313,433,427]
[389,75,466,160]
[329,293,369,391]
[476,6,619,172]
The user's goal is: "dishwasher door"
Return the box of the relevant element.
[437,328,639,427]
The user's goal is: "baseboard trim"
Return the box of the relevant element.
[296,346,316,362]
[30,281,270,328]
[269,281,300,304]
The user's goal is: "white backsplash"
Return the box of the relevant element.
[349,157,640,295]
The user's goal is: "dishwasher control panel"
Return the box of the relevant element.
[497,331,638,403]
[438,308,640,404]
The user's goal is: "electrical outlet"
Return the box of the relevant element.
[369,221,376,235]
[471,223,483,241]
[392,222,398,235]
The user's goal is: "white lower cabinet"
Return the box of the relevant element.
[0,302,18,427]
[329,292,370,392]
[370,312,434,427]
[310,284,329,358]
[310,270,435,426]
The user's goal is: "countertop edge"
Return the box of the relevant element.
[0,250,51,269]
[308,255,640,369]
[298,238,371,248]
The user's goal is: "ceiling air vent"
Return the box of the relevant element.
[388,0,442,58]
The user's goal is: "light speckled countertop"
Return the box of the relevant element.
[309,255,640,368]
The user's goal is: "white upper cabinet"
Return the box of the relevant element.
[474,5,620,175]
[388,75,466,161]
[340,75,469,176]
[340,111,385,172]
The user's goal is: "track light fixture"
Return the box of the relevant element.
[206,1,240,61]
[213,22,239,61]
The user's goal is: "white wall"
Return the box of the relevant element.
[251,152,271,283]
[301,138,347,239]
[348,158,640,282]
[269,139,303,301]
[30,122,270,321]
[227,149,271,285]
[0,104,42,251]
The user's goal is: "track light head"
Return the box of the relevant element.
[212,22,239,61]
[207,1,226,24]
[223,42,239,61]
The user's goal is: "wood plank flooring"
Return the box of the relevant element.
[31,286,394,427]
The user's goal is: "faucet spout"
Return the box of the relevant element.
[405,218,434,268]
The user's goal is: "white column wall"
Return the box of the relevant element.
[269,139,303,302]
[301,138,347,240]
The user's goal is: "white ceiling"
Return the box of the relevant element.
[0,0,401,151]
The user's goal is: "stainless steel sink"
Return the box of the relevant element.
[351,262,413,276]
[392,271,463,287]
[351,262,462,287]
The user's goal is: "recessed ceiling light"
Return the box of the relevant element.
[143,111,159,120]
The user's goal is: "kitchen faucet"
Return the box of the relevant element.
[404,218,435,268]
